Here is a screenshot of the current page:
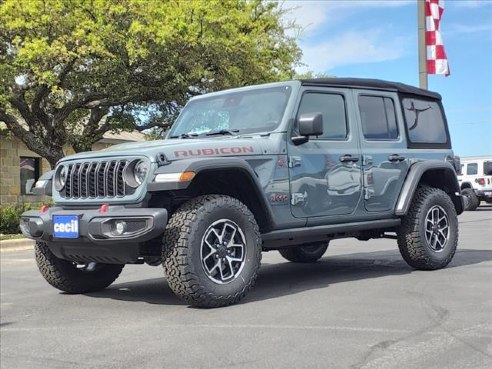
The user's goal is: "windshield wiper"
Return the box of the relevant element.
[169,133,199,139]
[205,129,239,136]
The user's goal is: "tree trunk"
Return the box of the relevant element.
[0,110,65,169]
[44,147,66,169]
[19,134,65,169]
[71,140,94,153]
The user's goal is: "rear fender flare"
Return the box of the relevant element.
[395,161,464,216]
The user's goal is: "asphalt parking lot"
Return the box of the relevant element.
[1,206,491,369]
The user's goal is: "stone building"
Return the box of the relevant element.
[0,131,145,205]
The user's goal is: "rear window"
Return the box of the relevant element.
[402,98,448,145]
[484,161,492,175]
[467,163,478,175]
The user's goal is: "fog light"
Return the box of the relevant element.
[20,218,30,236]
[113,220,127,236]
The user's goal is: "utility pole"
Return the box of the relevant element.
[418,0,428,89]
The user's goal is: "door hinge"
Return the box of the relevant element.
[362,155,373,166]
[288,156,302,168]
[291,191,307,206]
[364,187,375,200]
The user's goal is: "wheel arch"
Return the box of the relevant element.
[395,161,464,216]
[149,157,275,232]
[460,182,473,190]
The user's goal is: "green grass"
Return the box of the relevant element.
[0,234,25,241]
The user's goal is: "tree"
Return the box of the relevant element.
[0,0,301,167]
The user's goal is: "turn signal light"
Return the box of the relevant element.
[179,171,195,182]
[40,204,49,213]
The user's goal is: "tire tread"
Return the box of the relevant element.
[162,195,261,308]
[279,243,328,263]
[397,185,458,270]
[35,242,124,293]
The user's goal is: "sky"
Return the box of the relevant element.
[284,0,492,157]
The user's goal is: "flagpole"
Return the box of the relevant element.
[418,0,428,89]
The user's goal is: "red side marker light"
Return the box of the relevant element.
[100,204,109,213]
[40,204,49,213]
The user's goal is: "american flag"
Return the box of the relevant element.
[425,0,450,76]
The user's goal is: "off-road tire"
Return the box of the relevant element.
[35,242,124,293]
[162,195,262,308]
[462,188,480,211]
[397,186,458,270]
[279,242,329,263]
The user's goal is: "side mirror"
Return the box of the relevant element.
[292,113,323,145]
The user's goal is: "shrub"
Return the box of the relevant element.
[0,204,33,234]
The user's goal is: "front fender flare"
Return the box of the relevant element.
[147,157,275,230]
[32,170,54,196]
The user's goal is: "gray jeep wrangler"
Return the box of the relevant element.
[21,78,464,307]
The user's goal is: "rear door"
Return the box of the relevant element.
[354,90,410,212]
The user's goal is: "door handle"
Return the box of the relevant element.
[388,154,406,162]
[339,155,359,163]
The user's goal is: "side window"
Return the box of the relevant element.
[20,157,40,195]
[467,163,478,175]
[358,95,398,140]
[402,98,447,144]
[297,93,348,140]
[484,161,492,176]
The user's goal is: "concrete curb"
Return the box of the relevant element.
[0,238,35,251]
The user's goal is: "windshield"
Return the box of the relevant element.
[169,85,292,137]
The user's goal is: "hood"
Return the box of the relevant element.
[59,136,266,163]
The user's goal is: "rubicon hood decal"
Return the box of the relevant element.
[58,137,263,162]
[174,146,255,158]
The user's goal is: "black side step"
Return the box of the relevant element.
[261,219,401,249]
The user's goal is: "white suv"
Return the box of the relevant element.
[458,156,492,210]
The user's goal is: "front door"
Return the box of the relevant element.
[288,87,362,218]
[354,90,410,212]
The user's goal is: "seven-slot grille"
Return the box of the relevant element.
[60,160,136,199]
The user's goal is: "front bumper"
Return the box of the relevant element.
[20,206,168,264]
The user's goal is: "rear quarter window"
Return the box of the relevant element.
[484,161,492,175]
[402,97,449,146]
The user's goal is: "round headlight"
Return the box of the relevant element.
[55,165,68,191]
[133,160,148,185]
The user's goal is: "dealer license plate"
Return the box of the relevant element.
[53,215,79,238]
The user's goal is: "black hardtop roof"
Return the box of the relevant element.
[299,78,441,100]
